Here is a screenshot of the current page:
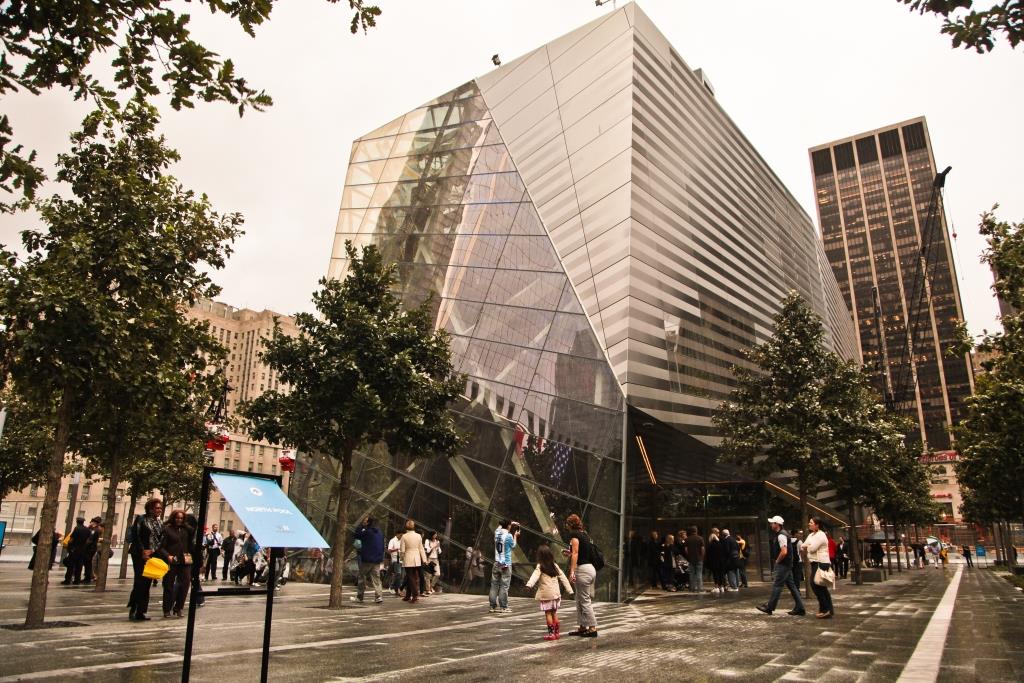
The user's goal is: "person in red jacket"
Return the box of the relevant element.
[828,535,837,566]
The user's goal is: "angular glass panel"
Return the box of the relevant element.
[447,96,490,126]
[437,298,484,338]
[376,233,457,267]
[519,391,623,461]
[461,340,540,392]
[455,380,530,439]
[557,284,586,314]
[531,351,621,409]
[486,271,566,311]
[474,303,555,348]
[434,120,494,153]
[401,104,451,133]
[450,234,507,269]
[335,208,366,234]
[509,202,547,235]
[351,136,396,163]
[439,266,495,302]
[497,236,562,272]
[341,184,374,209]
[462,172,526,204]
[454,203,519,236]
[390,129,442,158]
[544,312,604,359]
[361,114,405,141]
[345,159,387,186]
[469,144,515,175]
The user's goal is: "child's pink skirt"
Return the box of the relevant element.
[539,597,561,612]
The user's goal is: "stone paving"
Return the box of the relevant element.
[0,562,1020,682]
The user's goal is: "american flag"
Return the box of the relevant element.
[550,442,572,483]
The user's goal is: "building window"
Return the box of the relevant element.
[235,441,241,452]
[250,444,256,456]
[233,459,240,469]
[81,483,91,500]
[271,464,277,474]
[879,129,902,158]
[247,461,254,472]
[259,445,265,456]
[902,122,926,152]
[29,485,39,497]
[855,136,878,164]
[833,142,855,170]
[811,148,833,176]
[257,462,263,472]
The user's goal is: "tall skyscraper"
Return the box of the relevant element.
[810,118,974,520]
[295,1,858,600]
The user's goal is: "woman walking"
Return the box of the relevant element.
[525,545,573,640]
[159,509,194,618]
[564,514,598,638]
[805,517,834,618]
[128,498,164,621]
[425,530,442,594]
[399,520,428,604]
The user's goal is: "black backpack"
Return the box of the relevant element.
[584,532,605,572]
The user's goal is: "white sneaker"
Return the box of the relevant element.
[501,607,512,614]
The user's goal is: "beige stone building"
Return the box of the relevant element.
[0,299,300,546]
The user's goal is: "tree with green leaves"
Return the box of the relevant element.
[240,242,463,609]
[0,387,54,501]
[714,292,838,533]
[900,0,1023,52]
[956,208,1024,563]
[817,356,921,582]
[0,101,240,627]
[0,0,382,211]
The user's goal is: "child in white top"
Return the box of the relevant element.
[525,544,573,640]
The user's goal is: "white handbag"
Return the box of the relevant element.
[814,565,836,587]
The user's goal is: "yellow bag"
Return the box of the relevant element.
[142,557,169,580]
[61,533,72,548]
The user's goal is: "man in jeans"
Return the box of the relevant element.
[757,515,806,616]
[685,526,705,593]
[353,516,385,603]
[488,520,519,614]
[202,524,223,581]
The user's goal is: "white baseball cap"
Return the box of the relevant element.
[768,515,784,525]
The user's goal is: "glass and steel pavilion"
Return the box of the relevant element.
[300,2,858,601]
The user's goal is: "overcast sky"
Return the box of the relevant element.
[2,0,1021,338]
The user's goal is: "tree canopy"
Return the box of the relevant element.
[714,292,838,522]
[1,100,240,625]
[956,208,1024,526]
[0,0,382,211]
[241,241,463,608]
[901,0,1023,52]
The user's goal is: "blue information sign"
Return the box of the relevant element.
[975,545,987,557]
[211,472,329,549]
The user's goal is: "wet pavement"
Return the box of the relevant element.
[0,562,1020,681]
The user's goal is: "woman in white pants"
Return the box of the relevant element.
[564,514,598,638]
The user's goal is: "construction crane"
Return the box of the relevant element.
[879,165,952,419]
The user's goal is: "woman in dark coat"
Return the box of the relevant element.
[707,527,727,594]
[158,509,194,618]
[128,498,164,621]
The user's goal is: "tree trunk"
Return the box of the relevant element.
[884,520,893,575]
[327,445,354,609]
[894,524,902,572]
[848,501,862,585]
[93,454,121,592]
[118,491,138,580]
[25,389,72,628]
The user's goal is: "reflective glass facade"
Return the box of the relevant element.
[810,119,974,455]
[303,3,858,601]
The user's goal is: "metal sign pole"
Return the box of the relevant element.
[260,546,279,683]
[182,466,212,683]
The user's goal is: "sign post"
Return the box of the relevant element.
[182,466,328,683]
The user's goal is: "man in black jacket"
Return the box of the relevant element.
[62,517,91,585]
[221,530,237,580]
[82,517,102,584]
[722,529,741,591]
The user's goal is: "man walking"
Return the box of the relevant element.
[82,517,101,584]
[62,517,91,585]
[685,526,705,593]
[757,516,806,616]
[961,544,974,568]
[221,530,236,580]
[387,530,404,595]
[722,529,740,591]
[488,520,519,613]
[354,516,385,603]
[203,524,223,581]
